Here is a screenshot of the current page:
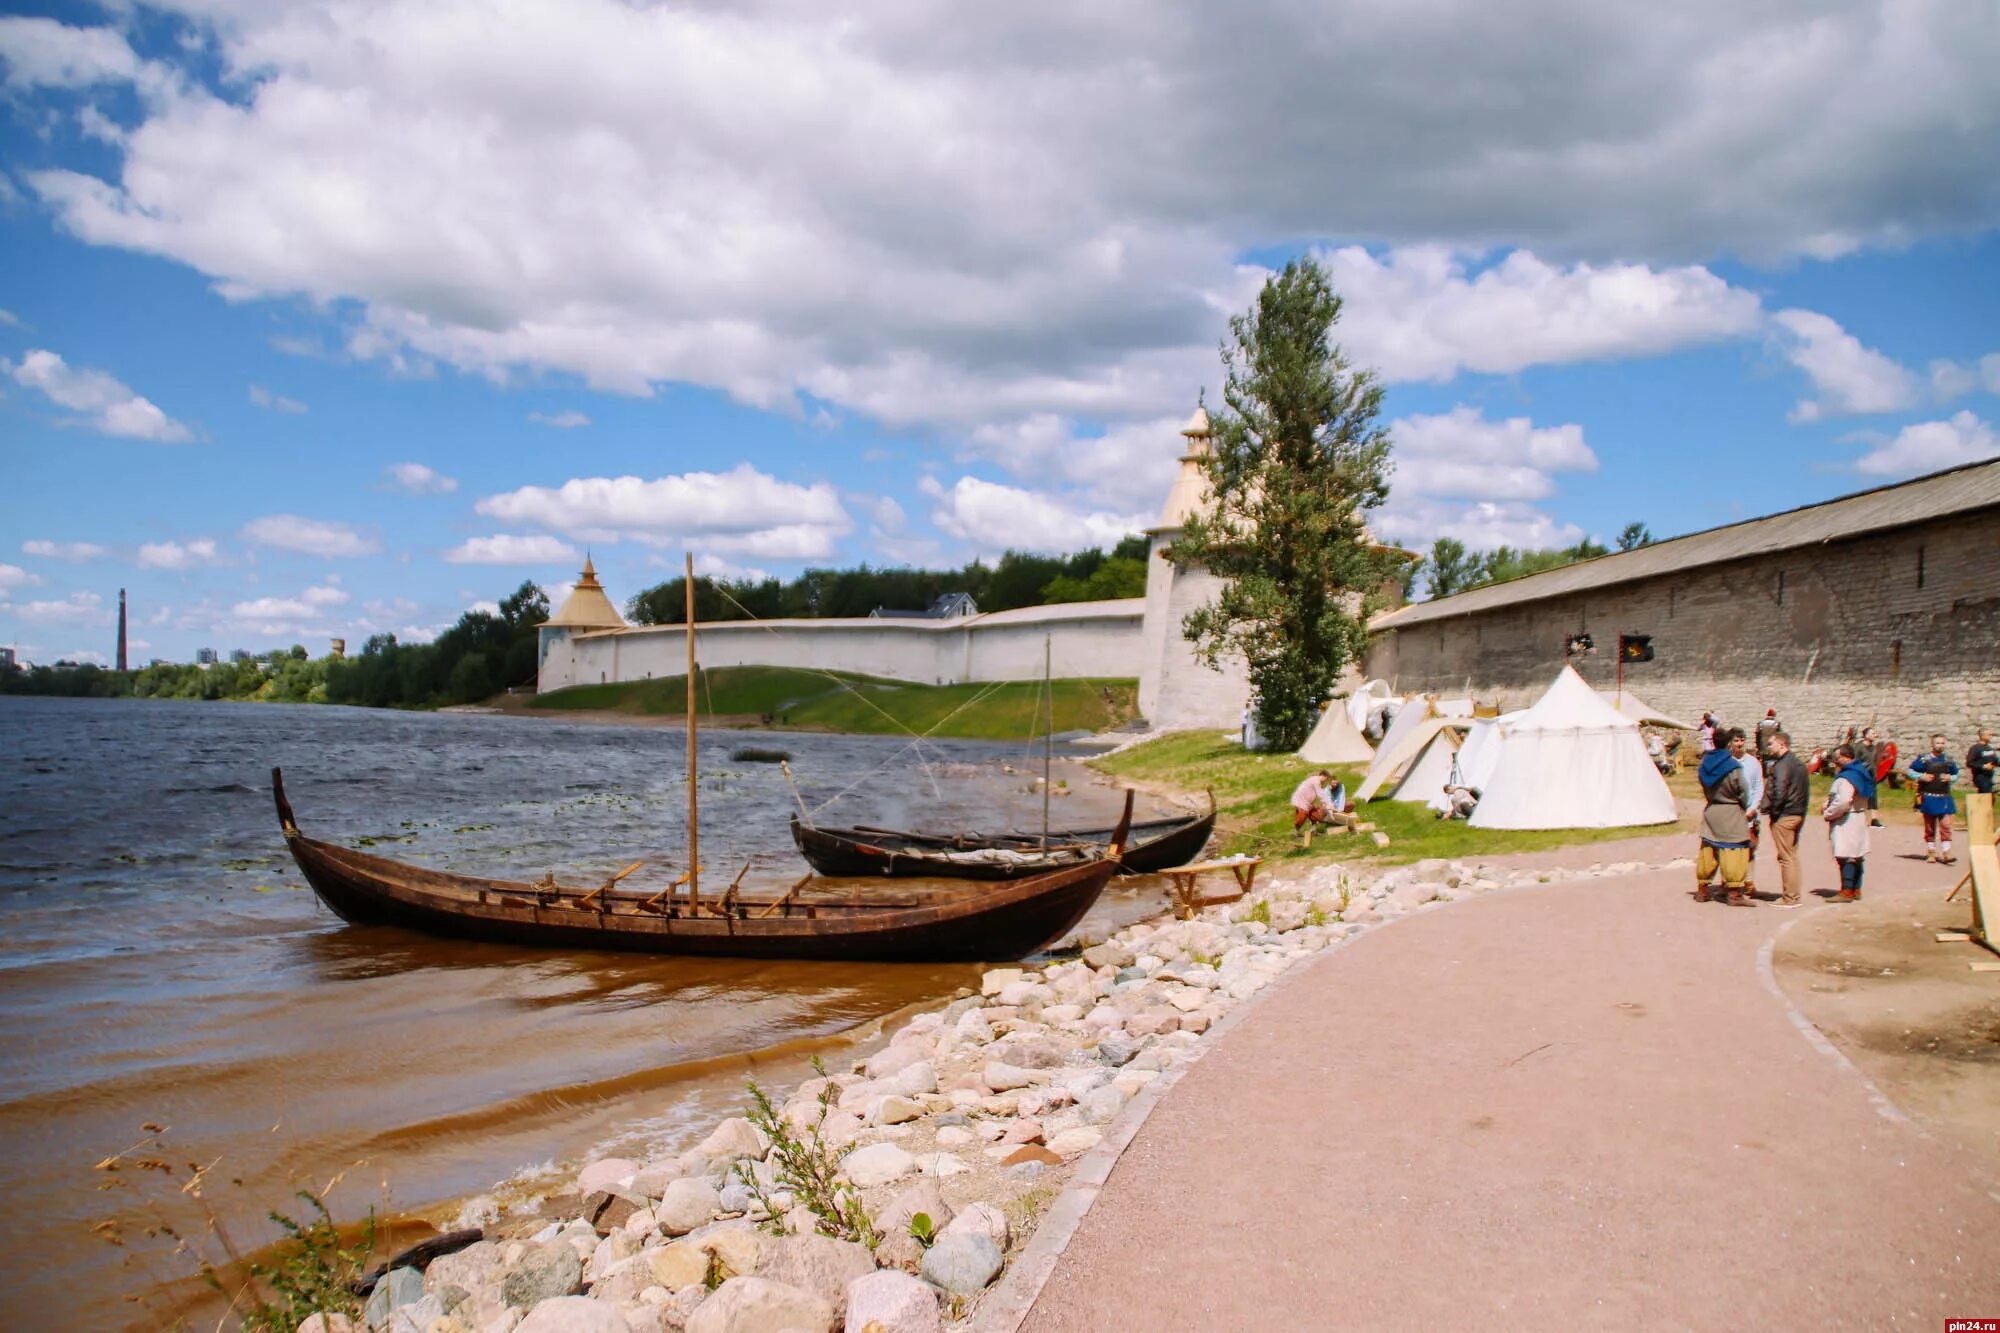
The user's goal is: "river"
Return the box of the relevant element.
[0,696,1170,1329]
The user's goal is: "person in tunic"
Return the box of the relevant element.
[1762,731,1810,907]
[1824,744,1874,901]
[1290,770,1342,846]
[1907,734,1961,864]
[1968,727,1997,797]
[1736,734,1765,897]
[1855,727,1883,825]
[1698,714,1717,755]
[1696,729,1754,906]
[1755,709,1781,769]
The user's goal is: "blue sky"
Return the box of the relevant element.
[2,2,1996,664]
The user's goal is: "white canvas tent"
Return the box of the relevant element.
[1298,701,1375,765]
[1355,713,1471,803]
[1467,667,1678,830]
[1425,710,1524,814]
[1387,726,1461,803]
[1597,690,1697,731]
[1346,680,1395,737]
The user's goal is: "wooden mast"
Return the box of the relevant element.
[686,552,699,910]
[1042,635,1052,847]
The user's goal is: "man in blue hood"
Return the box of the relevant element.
[1696,728,1754,906]
[1823,743,1875,902]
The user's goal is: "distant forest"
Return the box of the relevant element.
[625,535,1150,624]
[0,536,1155,706]
[1410,522,1654,600]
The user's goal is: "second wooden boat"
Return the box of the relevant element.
[789,796,1215,880]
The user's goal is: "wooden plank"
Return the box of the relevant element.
[1935,931,1972,942]
[1971,962,2000,972]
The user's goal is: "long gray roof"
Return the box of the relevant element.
[1373,457,2000,631]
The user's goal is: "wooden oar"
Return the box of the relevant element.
[577,860,645,909]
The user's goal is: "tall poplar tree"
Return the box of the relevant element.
[1175,257,1396,749]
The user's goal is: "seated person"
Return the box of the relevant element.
[1438,784,1480,820]
[1645,731,1668,773]
[1290,770,1343,842]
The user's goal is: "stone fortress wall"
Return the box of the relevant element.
[540,602,1147,694]
[1364,505,2000,751]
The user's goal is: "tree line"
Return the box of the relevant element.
[1411,522,1653,601]
[0,581,551,709]
[624,537,1150,625]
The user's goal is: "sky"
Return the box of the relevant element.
[1,0,1997,665]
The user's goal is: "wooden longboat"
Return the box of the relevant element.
[275,768,1130,962]
[789,794,1215,880]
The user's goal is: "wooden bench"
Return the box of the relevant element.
[1163,856,1264,920]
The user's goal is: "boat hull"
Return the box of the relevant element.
[790,808,1215,880]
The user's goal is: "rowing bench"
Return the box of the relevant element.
[1163,856,1263,920]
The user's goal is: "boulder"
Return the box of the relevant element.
[874,1178,955,1238]
[516,1296,633,1333]
[1002,1144,1061,1167]
[978,968,1025,997]
[364,1265,427,1328]
[585,1189,649,1237]
[1046,1126,1102,1158]
[756,1235,875,1319]
[1081,941,1133,970]
[427,1241,504,1296]
[840,1142,916,1188]
[872,1230,925,1275]
[918,1231,1003,1296]
[656,1178,722,1237]
[644,1243,709,1292]
[686,1276,834,1333]
[696,1118,770,1163]
[934,1126,974,1148]
[842,1269,940,1333]
[883,1061,937,1097]
[867,1095,925,1126]
[940,1202,1009,1252]
[992,1037,1065,1070]
[862,1043,930,1081]
[919,1153,971,1178]
[627,1164,684,1200]
[577,1159,641,1196]
[500,1243,584,1310]
[1081,1086,1126,1123]
[1001,1119,1045,1144]
[982,1062,1043,1092]
[1094,1036,1140,1067]
[299,1315,356,1333]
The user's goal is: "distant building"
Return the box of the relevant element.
[230,649,252,664]
[116,588,128,672]
[329,637,346,660]
[195,648,218,666]
[869,592,979,621]
[0,646,15,670]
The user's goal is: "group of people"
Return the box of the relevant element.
[1694,711,1996,907]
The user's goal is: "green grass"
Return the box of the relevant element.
[531,666,1140,741]
[1094,731,1688,866]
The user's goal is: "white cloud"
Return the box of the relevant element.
[1928,352,2000,403]
[1317,247,1763,383]
[476,464,851,559]
[302,584,349,606]
[694,553,772,583]
[1852,411,1999,478]
[385,461,458,495]
[17,3,1996,463]
[0,308,20,327]
[248,384,308,413]
[137,538,222,570]
[56,649,109,666]
[0,563,43,591]
[1387,407,1598,502]
[0,16,166,93]
[241,514,380,557]
[1372,498,1586,554]
[2,349,194,442]
[443,533,580,565]
[1771,309,1919,423]
[0,590,111,626]
[528,410,591,429]
[923,475,1148,555]
[22,540,106,561]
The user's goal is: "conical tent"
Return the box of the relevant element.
[1467,667,1678,830]
[1596,690,1696,731]
[1424,710,1523,814]
[1360,699,1432,793]
[1298,702,1375,765]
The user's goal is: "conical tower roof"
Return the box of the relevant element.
[1150,404,1218,534]
[546,555,627,630]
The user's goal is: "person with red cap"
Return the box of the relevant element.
[1754,708,1781,772]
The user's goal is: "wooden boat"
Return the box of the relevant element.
[789,797,1215,881]
[274,768,1131,962]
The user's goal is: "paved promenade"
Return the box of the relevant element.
[1023,825,2000,1331]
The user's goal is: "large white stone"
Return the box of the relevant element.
[576,1158,640,1196]
[696,1118,770,1163]
[840,1142,916,1188]
[939,1201,1009,1252]
[863,1042,931,1080]
[979,968,1024,996]
[919,1232,1002,1296]
[517,1296,634,1333]
[686,1276,835,1333]
[655,1179,722,1237]
[843,1269,941,1333]
[1046,1126,1102,1158]
[982,1061,1045,1091]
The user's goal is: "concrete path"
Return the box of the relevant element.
[1022,821,2000,1331]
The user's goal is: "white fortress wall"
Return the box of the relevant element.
[545,600,1145,691]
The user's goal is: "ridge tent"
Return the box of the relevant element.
[1298,701,1375,765]
[1425,710,1525,815]
[1355,713,1472,803]
[1467,666,1679,830]
[1387,726,1462,803]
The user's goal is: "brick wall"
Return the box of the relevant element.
[1364,507,2000,755]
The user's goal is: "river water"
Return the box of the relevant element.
[0,697,1168,1329]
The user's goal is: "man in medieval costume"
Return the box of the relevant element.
[1908,734,1960,864]
[1696,729,1754,906]
[1824,743,1874,901]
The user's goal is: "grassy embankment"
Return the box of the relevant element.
[1094,730,1690,866]
[530,666,1140,742]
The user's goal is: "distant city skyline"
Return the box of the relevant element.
[2,2,1996,664]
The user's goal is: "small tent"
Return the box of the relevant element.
[1467,667,1678,830]
[1425,709,1524,815]
[1355,712,1471,802]
[1298,701,1375,765]
[1346,680,1395,739]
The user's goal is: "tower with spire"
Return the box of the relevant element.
[116,589,128,672]
[1136,406,1252,731]
[537,555,629,691]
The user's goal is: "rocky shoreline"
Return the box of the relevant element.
[318,850,1691,1333]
